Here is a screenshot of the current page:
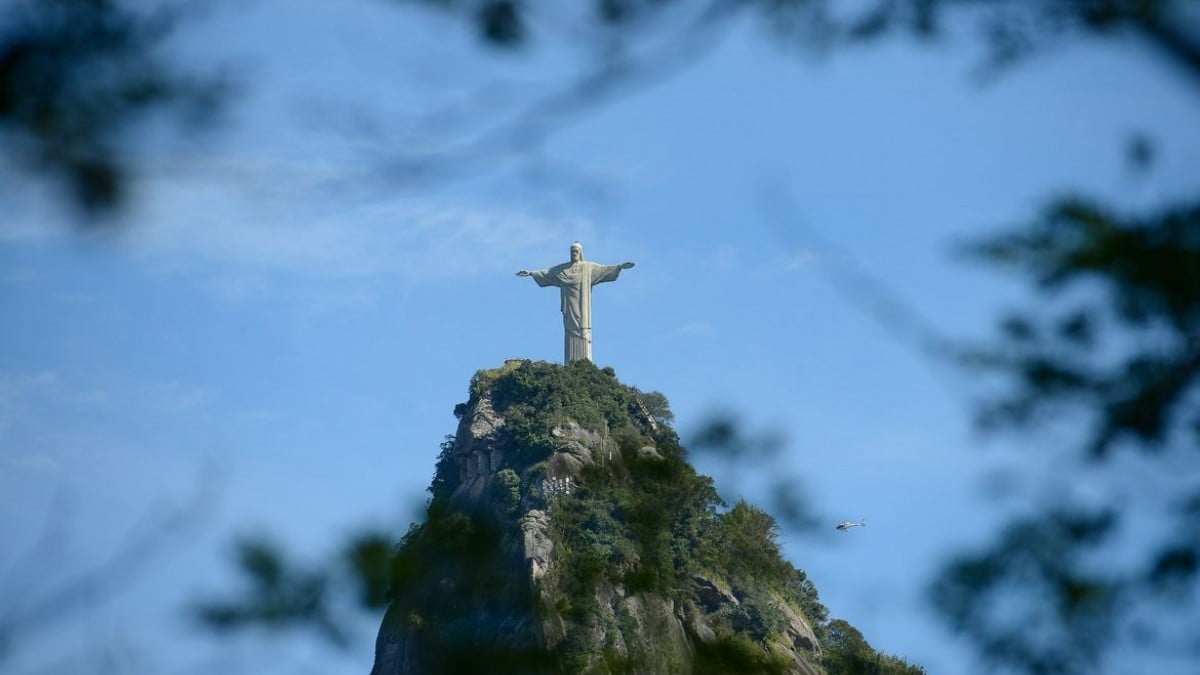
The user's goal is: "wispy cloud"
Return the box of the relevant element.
[127,165,582,288]
[0,371,212,441]
[3,151,592,305]
[140,381,213,415]
[783,248,818,271]
[0,370,221,487]
[235,409,280,423]
[0,371,109,421]
[673,321,717,338]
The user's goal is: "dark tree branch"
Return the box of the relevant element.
[1135,10,1200,88]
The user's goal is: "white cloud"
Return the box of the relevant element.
[0,371,64,421]
[2,149,593,304]
[783,248,818,271]
[0,371,212,442]
[235,409,281,423]
[141,382,213,415]
[122,160,583,289]
[0,371,222,490]
[673,321,717,338]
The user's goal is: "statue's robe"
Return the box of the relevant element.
[528,261,624,364]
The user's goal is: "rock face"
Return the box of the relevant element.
[369,362,826,675]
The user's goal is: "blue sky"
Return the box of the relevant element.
[3,2,1199,673]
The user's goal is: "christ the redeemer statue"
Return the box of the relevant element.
[517,241,635,364]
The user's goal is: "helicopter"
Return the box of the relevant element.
[835,519,867,531]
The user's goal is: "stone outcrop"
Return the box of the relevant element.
[521,509,553,583]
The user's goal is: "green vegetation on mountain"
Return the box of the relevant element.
[378,360,924,674]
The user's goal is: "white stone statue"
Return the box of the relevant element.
[517,241,635,364]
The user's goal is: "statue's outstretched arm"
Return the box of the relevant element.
[520,268,558,287]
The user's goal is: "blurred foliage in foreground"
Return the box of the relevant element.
[932,196,1200,674]
[0,0,224,215]
[5,1,1197,218]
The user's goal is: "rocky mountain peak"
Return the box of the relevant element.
[370,360,922,675]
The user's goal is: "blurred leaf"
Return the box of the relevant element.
[689,414,783,460]
[344,533,395,610]
[962,196,1200,456]
[1000,314,1038,342]
[0,0,226,216]
[194,537,348,647]
[237,540,285,587]
[1126,133,1156,172]
[930,509,1122,675]
[943,190,1200,670]
[1055,309,1095,346]
[1147,545,1198,590]
[477,0,524,47]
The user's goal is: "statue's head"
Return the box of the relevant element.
[570,241,583,262]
